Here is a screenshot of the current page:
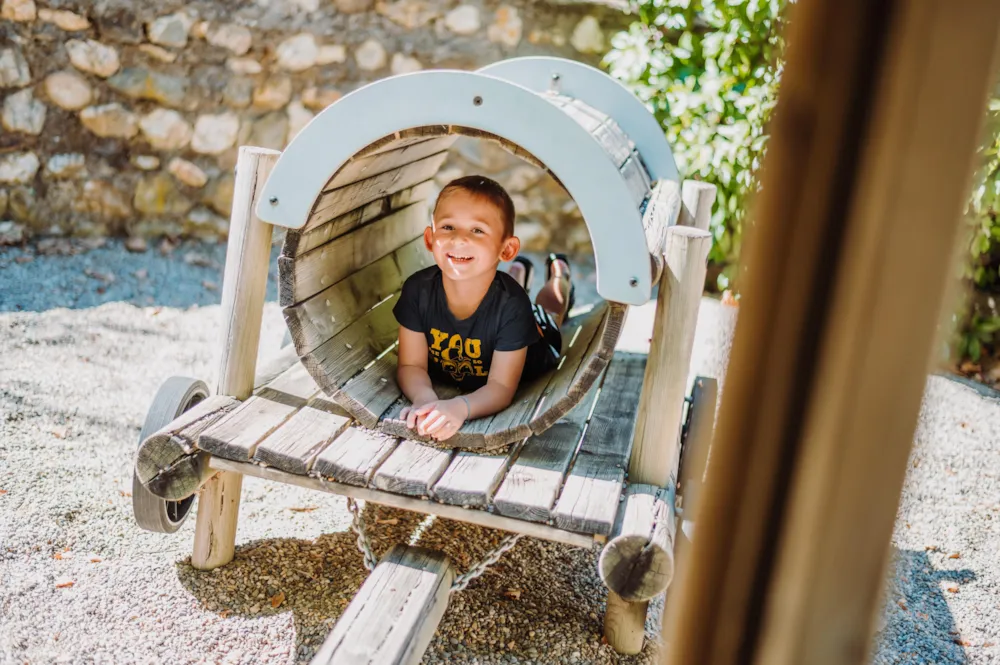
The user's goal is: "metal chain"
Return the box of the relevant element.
[346,497,378,572]
[449,533,522,594]
[343,497,522,591]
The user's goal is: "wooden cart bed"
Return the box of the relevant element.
[145,306,649,549]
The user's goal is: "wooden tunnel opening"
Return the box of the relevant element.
[278,119,661,450]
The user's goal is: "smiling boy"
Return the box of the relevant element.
[392,175,574,442]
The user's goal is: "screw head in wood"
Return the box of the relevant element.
[268,196,278,205]
[629,276,639,287]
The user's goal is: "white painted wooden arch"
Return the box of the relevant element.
[256,58,678,305]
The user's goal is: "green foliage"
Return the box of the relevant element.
[604,0,787,291]
[606,1,1000,369]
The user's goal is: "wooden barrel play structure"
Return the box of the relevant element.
[132,56,721,661]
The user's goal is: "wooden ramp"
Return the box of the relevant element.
[310,544,454,665]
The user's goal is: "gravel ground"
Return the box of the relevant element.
[0,239,997,664]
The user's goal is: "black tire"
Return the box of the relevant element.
[132,376,210,533]
[677,376,719,521]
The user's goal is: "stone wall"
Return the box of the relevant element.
[0,0,630,251]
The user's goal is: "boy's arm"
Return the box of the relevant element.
[396,326,438,407]
[414,348,526,441]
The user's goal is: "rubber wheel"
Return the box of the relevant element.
[132,376,210,533]
[677,376,719,522]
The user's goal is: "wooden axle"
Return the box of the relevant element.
[599,484,675,603]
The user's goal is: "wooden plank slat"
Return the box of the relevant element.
[258,360,318,402]
[310,544,453,665]
[326,136,456,191]
[290,180,435,252]
[371,439,454,497]
[431,450,511,508]
[621,151,652,208]
[312,426,400,486]
[300,294,400,392]
[492,380,601,523]
[308,151,447,227]
[279,200,429,307]
[197,394,303,461]
[336,351,402,429]
[210,455,595,548]
[283,237,433,356]
[251,405,351,475]
[553,352,646,535]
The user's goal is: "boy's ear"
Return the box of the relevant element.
[423,226,434,252]
[499,235,520,262]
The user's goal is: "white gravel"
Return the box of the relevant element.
[1,239,998,664]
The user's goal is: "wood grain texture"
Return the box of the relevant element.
[290,181,435,252]
[629,226,711,488]
[642,180,683,281]
[279,201,428,307]
[197,394,303,461]
[492,381,601,523]
[598,484,675,602]
[312,426,400,486]
[336,351,403,429]
[553,352,646,535]
[604,591,646,656]
[194,146,279,571]
[431,450,511,508]
[251,405,351,475]
[308,151,447,227]
[309,544,454,665]
[326,136,456,191]
[283,237,433,356]
[371,439,455,497]
[210,456,596,548]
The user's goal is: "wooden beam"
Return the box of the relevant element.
[660,2,1000,664]
[310,544,454,665]
[208,456,596,548]
[598,484,674,602]
[192,146,279,571]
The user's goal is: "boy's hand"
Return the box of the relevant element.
[400,398,468,441]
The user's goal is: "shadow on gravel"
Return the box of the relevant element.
[876,548,976,664]
[174,503,633,663]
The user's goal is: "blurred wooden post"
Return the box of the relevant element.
[604,182,714,654]
[660,1,1000,664]
[192,146,280,570]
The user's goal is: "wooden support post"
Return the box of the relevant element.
[599,484,675,601]
[679,180,717,232]
[659,1,1000,664]
[192,146,280,571]
[311,544,454,665]
[602,189,714,654]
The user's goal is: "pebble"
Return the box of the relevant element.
[488,6,523,47]
[570,16,605,54]
[65,40,121,78]
[168,158,209,189]
[276,33,319,72]
[45,154,86,179]
[79,103,139,139]
[106,67,188,109]
[317,45,347,65]
[354,38,387,72]
[44,70,93,110]
[207,24,253,56]
[252,75,293,110]
[1,0,34,22]
[37,8,90,31]
[227,57,263,75]
[0,48,31,88]
[0,151,40,184]
[390,53,422,75]
[191,113,240,155]
[444,4,481,35]
[147,12,193,48]
[139,108,193,150]
[2,87,46,135]
[138,44,178,64]
[133,173,193,215]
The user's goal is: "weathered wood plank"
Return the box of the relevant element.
[289,181,435,253]
[553,352,646,535]
[197,394,304,462]
[279,201,429,307]
[642,180,683,281]
[258,359,319,403]
[431,450,511,508]
[300,294,400,394]
[309,151,447,227]
[337,351,402,429]
[251,404,351,475]
[283,237,433,356]
[371,439,454,497]
[621,151,652,209]
[327,136,456,191]
[310,544,454,665]
[598,484,675,602]
[312,426,400,486]
[492,380,601,523]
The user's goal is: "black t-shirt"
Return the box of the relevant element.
[393,266,541,390]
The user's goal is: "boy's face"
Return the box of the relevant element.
[425,189,520,283]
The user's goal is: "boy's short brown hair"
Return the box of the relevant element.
[433,175,516,237]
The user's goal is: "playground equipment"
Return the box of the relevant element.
[132,56,719,661]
